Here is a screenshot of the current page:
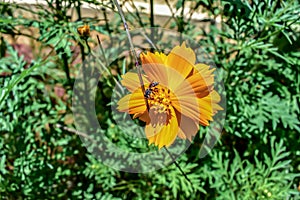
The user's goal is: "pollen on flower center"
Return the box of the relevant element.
[148,86,171,108]
[147,85,172,127]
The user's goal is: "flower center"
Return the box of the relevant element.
[147,85,172,127]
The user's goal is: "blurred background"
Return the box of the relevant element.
[0,0,299,199]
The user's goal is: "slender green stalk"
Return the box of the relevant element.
[96,35,108,67]
[150,0,154,41]
[164,147,194,189]
[112,0,150,111]
[102,7,112,36]
[112,0,192,187]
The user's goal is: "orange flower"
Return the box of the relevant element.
[117,43,222,149]
[77,24,90,38]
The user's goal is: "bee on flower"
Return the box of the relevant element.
[117,42,223,149]
[144,81,159,99]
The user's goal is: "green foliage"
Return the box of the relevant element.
[206,137,299,199]
[1,0,300,199]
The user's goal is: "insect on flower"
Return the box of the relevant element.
[77,24,90,38]
[144,81,159,98]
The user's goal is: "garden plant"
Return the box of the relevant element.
[0,0,300,199]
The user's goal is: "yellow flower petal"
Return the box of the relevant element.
[198,101,213,126]
[174,109,199,141]
[170,79,200,122]
[140,52,168,85]
[194,63,215,75]
[186,73,213,98]
[208,90,223,114]
[121,72,149,92]
[145,107,179,149]
[117,88,146,114]
[166,42,195,78]
[133,110,150,123]
[145,123,165,139]
[142,61,188,93]
[173,70,213,101]
[198,90,223,126]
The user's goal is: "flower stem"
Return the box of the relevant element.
[164,147,194,189]
[113,0,150,111]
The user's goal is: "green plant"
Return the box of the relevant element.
[0,0,299,199]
